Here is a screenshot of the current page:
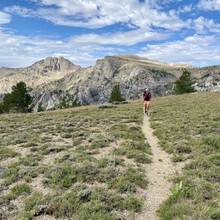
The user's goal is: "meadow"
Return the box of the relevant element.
[0,91,219,220]
[0,102,151,220]
[150,92,220,220]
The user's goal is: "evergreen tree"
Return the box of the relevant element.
[109,85,125,103]
[0,103,3,114]
[37,103,45,112]
[1,93,13,112]
[174,70,196,94]
[1,82,32,113]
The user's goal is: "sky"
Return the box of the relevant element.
[0,0,219,68]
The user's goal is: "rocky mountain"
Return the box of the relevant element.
[0,56,80,94]
[0,54,219,111]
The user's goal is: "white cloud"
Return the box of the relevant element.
[0,11,11,24]
[138,34,220,67]
[192,16,220,33]
[70,29,169,46]
[1,0,220,68]
[4,0,188,30]
[175,4,193,14]
[0,26,219,68]
[4,6,36,18]
[198,0,220,10]
[0,29,122,67]
[162,0,183,4]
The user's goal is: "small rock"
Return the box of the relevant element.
[214,127,220,132]
[0,167,7,175]
[98,104,117,109]
[213,117,220,122]
[34,205,47,216]
[77,189,92,200]
[121,101,129,104]
[112,101,120,105]
[64,123,76,127]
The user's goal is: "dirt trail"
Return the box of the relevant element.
[137,115,182,220]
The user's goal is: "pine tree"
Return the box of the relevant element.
[37,103,45,112]
[0,82,32,113]
[109,85,125,103]
[174,70,196,94]
[1,93,13,112]
[0,103,3,114]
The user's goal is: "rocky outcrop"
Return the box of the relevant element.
[193,66,220,91]
[0,55,219,111]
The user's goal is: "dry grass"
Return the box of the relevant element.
[0,101,151,219]
[150,92,220,220]
[1,92,219,219]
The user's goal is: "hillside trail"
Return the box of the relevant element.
[137,114,184,220]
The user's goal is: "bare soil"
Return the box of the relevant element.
[137,114,183,220]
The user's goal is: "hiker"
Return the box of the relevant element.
[143,89,151,115]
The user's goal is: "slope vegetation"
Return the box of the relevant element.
[150,92,220,219]
[0,102,152,219]
[0,91,219,220]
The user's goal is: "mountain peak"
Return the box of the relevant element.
[101,54,195,68]
[30,56,79,71]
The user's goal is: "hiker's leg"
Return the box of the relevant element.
[146,102,150,111]
[144,101,147,113]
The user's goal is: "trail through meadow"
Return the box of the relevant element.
[137,115,183,220]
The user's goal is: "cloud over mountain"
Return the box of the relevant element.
[0,0,219,68]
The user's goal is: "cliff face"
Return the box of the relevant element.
[0,55,219,111]
[192,66,220,92]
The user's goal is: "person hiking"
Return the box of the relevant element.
[143,89,151,115]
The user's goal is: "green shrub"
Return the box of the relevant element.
[11,183,31,195]
[90,188,124,211]
[108,167,148,193]
[14,211,34,220]
[6,183,31,200]
[76,162,100,182]
[45,165,77,189]
[124,195,143,212]
[48,191,80,218]
[0,146,19,160]
[76,201,117,220]
[25,192,43,211]
[210,210,220,220]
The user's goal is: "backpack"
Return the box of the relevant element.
[144,92,151,101]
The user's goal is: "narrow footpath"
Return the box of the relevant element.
[137,115,181,220]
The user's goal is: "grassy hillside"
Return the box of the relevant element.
[150,92,220,219]
[0,102,151,220]
[0,92,219,220]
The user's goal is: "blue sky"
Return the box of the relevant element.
[0,0,219,68]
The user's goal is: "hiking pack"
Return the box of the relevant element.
[144,92,151,101]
